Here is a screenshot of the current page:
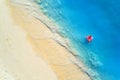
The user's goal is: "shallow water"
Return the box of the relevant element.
[35,0,120,80]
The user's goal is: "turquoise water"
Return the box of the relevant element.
[35,0,120,80]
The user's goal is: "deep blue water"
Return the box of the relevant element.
[35,0,120,80]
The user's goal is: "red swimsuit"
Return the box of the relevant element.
[86,35,92,42]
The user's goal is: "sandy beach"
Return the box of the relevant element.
[0,0,57,80]
[0,0,91,80]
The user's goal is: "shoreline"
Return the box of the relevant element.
[7,0,91,80]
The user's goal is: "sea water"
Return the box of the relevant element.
[34,0,120,80]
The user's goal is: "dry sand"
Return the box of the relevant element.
[0,0,57,80]
[0,0,91,80]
